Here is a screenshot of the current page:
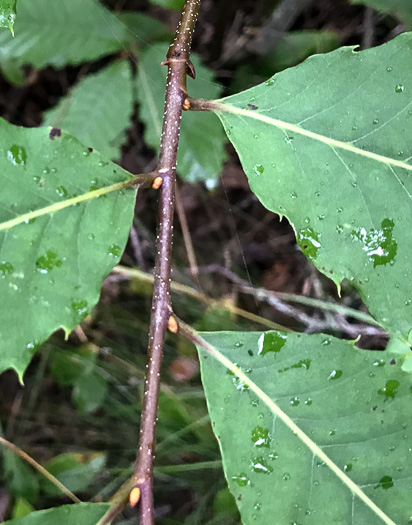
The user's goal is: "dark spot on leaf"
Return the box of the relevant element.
[88,147,93,152]
[247,104,258,110]
[237,495,242,501]
[49,127,61,140]
[113,170,117,173]
[390,359,396,365]
[372,406,377,411]
[204,355,208,359]
[248,350,253,356]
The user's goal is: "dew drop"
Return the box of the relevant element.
[56,185,68,198]
[35,250,62,274]
[328,370,342,380]
[373,118,379,125]
[0,261,14,276]
[379,475,394,490]
[290,192,297,199]
[285,136,294,144]
[71,299,89,317]
[378,379,399,399]
[251,426,270,447]
[108,244,122,257]
[7,144,27,166]
[351,218,397,267]
[297,227,321,261]
[232,473,249,487]
[386,66,393,72]
[253,164,265,175]
[257,331,287,355]
[251,457,273,474]
[395,84,404,93]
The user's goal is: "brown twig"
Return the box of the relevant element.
[111,264,286,331]
[0,436,81,503]
[131,2,201,524]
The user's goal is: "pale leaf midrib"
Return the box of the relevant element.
[216,103,412,174]
[0,180,132,232]
[202,337,397,525]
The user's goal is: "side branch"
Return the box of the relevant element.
[132,2,201,524]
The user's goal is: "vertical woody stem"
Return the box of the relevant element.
[132,2,201,524]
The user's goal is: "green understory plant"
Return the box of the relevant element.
[0,0,411,524]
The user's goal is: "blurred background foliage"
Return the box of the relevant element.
[0,0,409,522]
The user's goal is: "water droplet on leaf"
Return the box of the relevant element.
[378,475,394,490]
[35,250,62,274]
[7,144,27,166]
[0,261,13,276]
[378,379,399,399]
[232,473,249,487]
[352,218,397,267]
[251,426,270,447]
[56,185,68,198]
[257,332,287,355]
[251,457,273,474]
[71,299,88,317]
[297,228,321,261]
[108,245,122,257]
[328,370,342,380]
[253,164,264,175]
